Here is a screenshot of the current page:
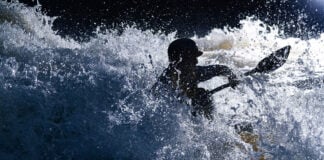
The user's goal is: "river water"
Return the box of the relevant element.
[0,1,323,159]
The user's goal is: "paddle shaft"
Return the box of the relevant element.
[208,69,256,94]
[209,83,232,94]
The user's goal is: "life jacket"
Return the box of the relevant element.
[153,65,214,119]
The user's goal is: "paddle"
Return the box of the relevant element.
[209,45,291,94]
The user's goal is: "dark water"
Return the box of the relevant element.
[15,0,324,40]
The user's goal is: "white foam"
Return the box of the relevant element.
[0,1,323,159]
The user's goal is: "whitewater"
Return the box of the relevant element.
[0,1,323,159]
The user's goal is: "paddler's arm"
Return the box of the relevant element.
[195,65,239,87]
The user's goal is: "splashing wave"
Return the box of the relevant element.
[0,1,323,159]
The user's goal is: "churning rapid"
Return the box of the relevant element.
[0,1,323,159]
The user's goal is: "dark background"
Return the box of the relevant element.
[13,0,324,41]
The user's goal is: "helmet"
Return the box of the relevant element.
[168,38,203,62]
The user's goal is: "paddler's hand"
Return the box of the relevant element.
[228,75,240,89]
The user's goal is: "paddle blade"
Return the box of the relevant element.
[210,46,291,94]
[246,45,291,75]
